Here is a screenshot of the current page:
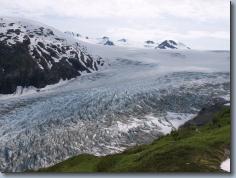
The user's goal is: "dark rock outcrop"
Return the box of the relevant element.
[0,17,104,94]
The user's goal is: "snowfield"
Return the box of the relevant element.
[0,41,230,172]
[220,158,230,172]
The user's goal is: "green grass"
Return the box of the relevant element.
[37,107,230,173]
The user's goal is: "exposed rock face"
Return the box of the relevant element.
[117,38,127,42]
[145,40,155,44]
[104,40,114,46]
[0,17,104,94]
[98,36,114,46]
[157,40,178,49]
[181,99,229,127]
[143,40,158,48]
[156,40,190,50]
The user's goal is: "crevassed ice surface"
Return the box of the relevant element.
[0,43,230,172]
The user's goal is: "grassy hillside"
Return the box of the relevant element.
[37,106,230,173]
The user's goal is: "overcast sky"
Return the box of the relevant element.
[0,0,230,50]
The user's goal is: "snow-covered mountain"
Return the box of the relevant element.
[0,17,103,94]
[156,40,190,50]
[64,31,81,38]
[144,40,159,48]
[64,31,190,49]
[115,38,128,46]
[64,33,115,46]
[117,38,127,43]
[97,36,114,46]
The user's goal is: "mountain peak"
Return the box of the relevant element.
[102,36,109,40]
[104,40,114,46]
[156,40,190,50]
[145,40,155,44]
[63,30,191,50]
[0,17,103,94]
[117,38,127,42]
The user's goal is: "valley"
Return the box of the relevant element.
[0,17,230,172]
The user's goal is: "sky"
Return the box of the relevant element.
[0,0,230,50]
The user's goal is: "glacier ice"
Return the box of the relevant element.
[0,43,230,172]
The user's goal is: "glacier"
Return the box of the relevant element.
[0,42,230,172]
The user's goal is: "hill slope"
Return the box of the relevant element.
[38,106,230,173]
[0,17,103,94]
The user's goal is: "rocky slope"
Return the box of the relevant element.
[0,17,103,94]
[156,40,190,50]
